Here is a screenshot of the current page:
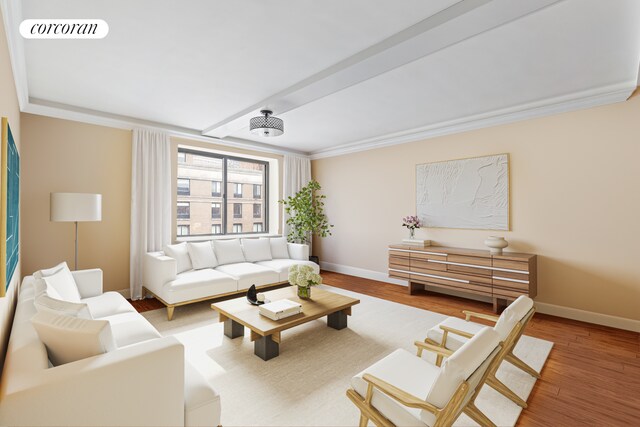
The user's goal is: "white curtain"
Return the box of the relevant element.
[282,155,312,240]
[129,128,172,300]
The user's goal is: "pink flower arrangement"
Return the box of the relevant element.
[402,215,421,230]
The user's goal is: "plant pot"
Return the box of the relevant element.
[309,255,319,265]
[297,286,311,299]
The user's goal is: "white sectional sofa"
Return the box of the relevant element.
[0,267,221,427]
[143,237,319,320]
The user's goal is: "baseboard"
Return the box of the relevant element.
[534,302,640,333]
[117,288,131,299]
[320,261,640,332]
[320,261,407,286]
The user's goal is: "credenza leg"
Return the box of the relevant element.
[408,282,422,295]
[493,297,508,313]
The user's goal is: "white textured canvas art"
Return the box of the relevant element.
[416,154,509,230]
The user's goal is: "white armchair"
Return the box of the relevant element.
[423,295,538,412]
[347,327,502,427]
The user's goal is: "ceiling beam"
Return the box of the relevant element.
[202,0,563,139]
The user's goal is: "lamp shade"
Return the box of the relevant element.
[50,193,102,222]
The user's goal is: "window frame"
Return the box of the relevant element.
[177,225,190,236]
[232,183,242,198]
[177,201,190,220]
[211,180,221,197]
[177,147,269,237]
[177,178,190,196]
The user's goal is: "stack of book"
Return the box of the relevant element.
[258,299,303,320]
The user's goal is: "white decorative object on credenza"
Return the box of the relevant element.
[50,192,102,270]
[401,238,431,247]
[416,154,509,230]
[484,236,509,254]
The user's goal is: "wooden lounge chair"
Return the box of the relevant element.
[422,296,539,411]
[347,327,502,427]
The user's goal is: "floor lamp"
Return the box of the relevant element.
[50,193,102,270]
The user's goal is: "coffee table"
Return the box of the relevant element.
[211,286,360,360]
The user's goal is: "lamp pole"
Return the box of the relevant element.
[74,221,78,270]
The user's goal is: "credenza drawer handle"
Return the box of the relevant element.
[390,268,469,284]
[427,259,529,274]
[388,248,448,256]
[493,276,529,284]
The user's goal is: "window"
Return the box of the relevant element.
[177,178,190,196]
[253,223,263,233]
[176,148,268,237]
[177,225,190,236]
[211,203,221,219]
[211,181,221,197]
[177,202,190,219]
[233,183,242,198]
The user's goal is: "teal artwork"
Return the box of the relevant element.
[1,118,19,296]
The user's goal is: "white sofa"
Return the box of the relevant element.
[143,237,319,320]
[0,269,221,427]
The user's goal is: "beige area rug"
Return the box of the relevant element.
[142,285,553,426]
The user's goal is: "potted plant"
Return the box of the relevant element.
[289,264,322,299]
[279,179,333,264]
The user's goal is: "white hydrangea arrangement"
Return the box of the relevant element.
[289,264,322,288]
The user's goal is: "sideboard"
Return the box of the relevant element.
[388,244,537,312]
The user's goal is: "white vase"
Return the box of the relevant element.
[484,236,508,254]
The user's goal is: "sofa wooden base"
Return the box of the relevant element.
[142,281,291,320]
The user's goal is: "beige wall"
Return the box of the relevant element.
[0,8,21,372]
[21,114,132,292]
[313,90,640,321]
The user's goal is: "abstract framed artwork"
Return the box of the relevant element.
[416,154,509,230]
[1,117,19,297]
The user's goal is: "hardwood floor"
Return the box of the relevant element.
[131,270,640,426]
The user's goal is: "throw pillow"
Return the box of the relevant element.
[33,261,68,280]
[42,267,82,302]
[212,239,246,265]
[164,242,193,274]
[187,241,218,270]
[268,237,290,259]
[31,311,117,366]
[34,294,92,319]
[33,278,63,300]
[241,238,273,262]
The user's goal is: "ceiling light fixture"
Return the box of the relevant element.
[249,110,284,137]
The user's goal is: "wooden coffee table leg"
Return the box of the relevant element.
[254,334,279,361]
[327,309,349,330]
[224,319,244,339]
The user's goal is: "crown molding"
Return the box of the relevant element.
[310,81,637,160]
[24,98,309,157]
[1,0,28,109]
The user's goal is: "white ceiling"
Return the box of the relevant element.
[4,0,640,157]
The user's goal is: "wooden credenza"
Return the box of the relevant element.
[388,244,537,312]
